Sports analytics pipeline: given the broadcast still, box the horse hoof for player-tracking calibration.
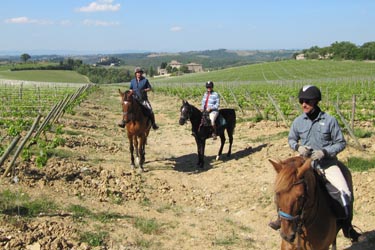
[215,155,220,161]
[130,164,135,170]
[138,168,144,173]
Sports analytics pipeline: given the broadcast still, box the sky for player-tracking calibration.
[1,0,374,55]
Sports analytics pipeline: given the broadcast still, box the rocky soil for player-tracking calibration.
[1,85,375,250]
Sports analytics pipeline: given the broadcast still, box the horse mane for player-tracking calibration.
[188,102,201,116]
[122,90,145,122]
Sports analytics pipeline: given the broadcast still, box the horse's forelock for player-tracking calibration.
[274,165,298,194]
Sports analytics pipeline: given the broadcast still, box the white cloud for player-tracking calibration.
[5,16,53,25]
[76,0,120,12]
[83,19,119,26]
[170,26,182,32]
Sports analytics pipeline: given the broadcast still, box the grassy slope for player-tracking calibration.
[1,60,374,84]
[152,60,375,84]
[0,69,90,83]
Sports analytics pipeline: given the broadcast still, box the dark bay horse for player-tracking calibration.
[179,100,236,168]
[119,89,151,172]
[269,156,339,250]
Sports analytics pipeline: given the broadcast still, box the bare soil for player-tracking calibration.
[1,85,375,250]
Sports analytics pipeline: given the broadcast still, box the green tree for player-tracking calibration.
[20,53,31,63]
[360,42,375,60]
[330,41,358,60]
[179,65,189,73]
[160,62,168,69]
[148,66,155,77]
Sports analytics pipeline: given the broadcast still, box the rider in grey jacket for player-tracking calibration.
[269,85,361,243]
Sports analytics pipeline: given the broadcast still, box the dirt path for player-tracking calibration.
[1,85,374,250]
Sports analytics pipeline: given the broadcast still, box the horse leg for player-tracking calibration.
[216,132,226,161]
[138,135,146,172]
[194,137,202,166]
[227,129,234,157]
[133,136,140,168]
[198,140,206,168]
[331,238,337,250]
[127,134,135,169]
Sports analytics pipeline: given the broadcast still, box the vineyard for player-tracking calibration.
[2,60,375,171]
[155,79,375,123]
[0,79,95,172]
[1,60,375,249]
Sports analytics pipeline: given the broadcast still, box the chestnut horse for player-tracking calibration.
[119,89,151,172]
[269,156,339,250]
[179,100,236,168]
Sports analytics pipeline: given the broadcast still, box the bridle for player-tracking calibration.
[278,179,306,222]
[277,178,307,248]
[180,104,192,123]
[122,92,135,122]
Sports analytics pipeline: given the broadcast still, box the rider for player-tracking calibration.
[201,81,220,140]
[118,67,159,130]
[269,85,362,243]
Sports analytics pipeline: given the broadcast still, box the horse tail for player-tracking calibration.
[220,109,236,134]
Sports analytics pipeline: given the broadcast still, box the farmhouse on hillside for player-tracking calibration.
[157,60,203,75]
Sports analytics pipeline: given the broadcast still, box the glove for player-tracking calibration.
[297,145,312,157]
[311,150,325,161]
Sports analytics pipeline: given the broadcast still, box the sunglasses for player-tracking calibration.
[299,99,314,105]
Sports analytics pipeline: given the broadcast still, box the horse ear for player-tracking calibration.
[269,159,282,173]
[297,158,312,179]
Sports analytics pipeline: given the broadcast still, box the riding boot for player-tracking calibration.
[150,113,159,130]
[342,219,362,242]
[268,217,281,230]
[118,119,125,128]
[212,125,217,140]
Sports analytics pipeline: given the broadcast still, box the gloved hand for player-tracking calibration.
[297,145,312,157]
[311,150,325,160]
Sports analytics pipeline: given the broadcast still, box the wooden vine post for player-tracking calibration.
[2,114,42,178]
[334,103,364,151]
[267,93,289,127]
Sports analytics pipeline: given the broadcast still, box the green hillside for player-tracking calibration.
[0,69,90,83]
[152,60,375,84]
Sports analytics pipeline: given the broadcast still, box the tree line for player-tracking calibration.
[297,41,375,60]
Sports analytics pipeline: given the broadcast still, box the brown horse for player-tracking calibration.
[119,89,151,172]
[269,156,339,250]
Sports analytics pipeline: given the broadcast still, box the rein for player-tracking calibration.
[278,178,306,250]
[278,171,321,250]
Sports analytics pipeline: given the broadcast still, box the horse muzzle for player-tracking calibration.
[280,232,296,243]
[179,118,186,125]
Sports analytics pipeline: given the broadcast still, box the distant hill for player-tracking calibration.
[0,49,298,71]
[100,49,298,70]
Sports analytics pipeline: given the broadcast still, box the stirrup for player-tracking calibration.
[348,227,362,243]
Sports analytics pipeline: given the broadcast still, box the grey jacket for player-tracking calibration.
[288,109,346,167]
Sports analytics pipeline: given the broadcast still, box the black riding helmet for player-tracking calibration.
[206,81,214,88]
[298,85,321,101]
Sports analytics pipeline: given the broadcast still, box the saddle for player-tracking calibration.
[201,111,226,128]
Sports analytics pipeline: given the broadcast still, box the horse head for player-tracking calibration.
[179,100,191,125]
[269,156,312,243]
[119,89,135,123]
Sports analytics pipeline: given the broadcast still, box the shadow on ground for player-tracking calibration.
[161,143,268,173]
[344,229,375,250]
